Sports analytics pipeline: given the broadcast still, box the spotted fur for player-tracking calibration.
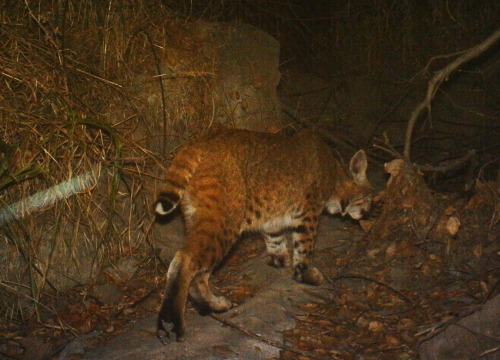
[155,129,372,340]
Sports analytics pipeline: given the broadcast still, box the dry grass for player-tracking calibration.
[0,0,216,323]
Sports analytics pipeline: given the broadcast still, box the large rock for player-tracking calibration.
[134,21,283,153]
[211,22,282,131]
[419,294,500,360]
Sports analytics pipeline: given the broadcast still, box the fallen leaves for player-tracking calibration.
[283,191,498,359]
[59,301,103,334]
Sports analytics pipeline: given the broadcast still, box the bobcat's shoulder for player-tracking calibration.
[155,129,372,340]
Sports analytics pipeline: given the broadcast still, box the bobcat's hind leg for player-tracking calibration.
[189,271,232,315]
[263,231,291,268]
[157,250,197,342]
[291,216,324,286]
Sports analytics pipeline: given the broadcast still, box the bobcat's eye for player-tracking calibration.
[345,194,372,219]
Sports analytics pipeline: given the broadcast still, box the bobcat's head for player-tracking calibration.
[326,150,372,220]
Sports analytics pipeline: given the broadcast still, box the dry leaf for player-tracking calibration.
[367,248,380,258]
[445,216,460,235]
[385,159,405,187]
[385,159,404,177]
[384,335,400,345]
[105,324,115,333]
[317,320,333,327]
[314,348,328,355]
[444,206,457,215]
[480,281,489,293]
[301,303,319,310]
[386,241,398,257]
[359,219,375,233]
[397,318,415,329]
[429,254,441,262]
[122,307,135,315]
[366,284,378,300]
[421,264,431,276]
[368,320,384,332]
[357,317,369,327]
[373,190,386,202]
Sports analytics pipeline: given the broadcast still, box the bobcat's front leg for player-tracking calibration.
[263,231,291,268]
[157,250,196,342]
[291,216,324,286]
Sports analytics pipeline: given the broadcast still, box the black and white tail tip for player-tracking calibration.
[155,191,180,219]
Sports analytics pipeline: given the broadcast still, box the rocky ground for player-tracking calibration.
[54,205,499,360]
[55,216,368,360]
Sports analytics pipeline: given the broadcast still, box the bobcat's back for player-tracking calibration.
[155,129,365,223]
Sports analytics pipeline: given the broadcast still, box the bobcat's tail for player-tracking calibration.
[154,145,201,220]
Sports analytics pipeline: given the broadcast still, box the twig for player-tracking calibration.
[368,88,412,145]
[72,67,123,88]
[373,134,404,159]
[409,50,467,83]
[209,313,318,358]
[144,31,168,159]
[480,346,500,358]
[23,0,69,95]
[403,27,500,161]
[325,273,415,305]
[373,143,403,159]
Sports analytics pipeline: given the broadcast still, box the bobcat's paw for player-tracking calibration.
[193,295,232,315]
[157,314,186,343]
[293,266,324,286]
[267,253,291,268]
[156,298,186,343]
[211,295,233,313]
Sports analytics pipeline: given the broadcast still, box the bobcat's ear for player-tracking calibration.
[349,150,368,183]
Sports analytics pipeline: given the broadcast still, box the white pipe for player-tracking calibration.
[0,167,100,226]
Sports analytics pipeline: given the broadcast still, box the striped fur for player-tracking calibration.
[155,129,372,341]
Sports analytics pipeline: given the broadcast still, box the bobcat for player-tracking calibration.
[154,129,372,340]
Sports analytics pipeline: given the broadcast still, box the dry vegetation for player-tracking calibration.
[0,0,219,325]
[0,0,499,359]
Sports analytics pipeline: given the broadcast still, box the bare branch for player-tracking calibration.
[404,27,500,161]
